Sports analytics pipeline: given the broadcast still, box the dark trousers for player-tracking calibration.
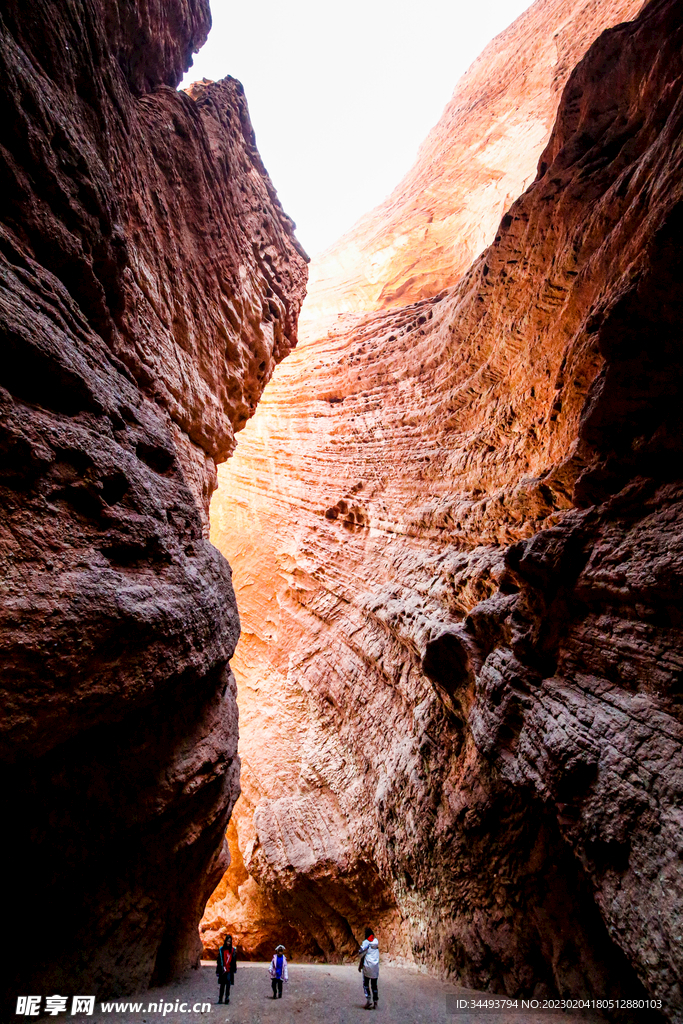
[363,976,378,1003]
[272,978,283,998]
[218,977,231,1002]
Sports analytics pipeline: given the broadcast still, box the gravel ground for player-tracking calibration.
[67,962,612,1024]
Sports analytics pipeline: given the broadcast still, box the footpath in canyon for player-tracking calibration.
[206,0,683,1020]
[69,962,614,1024]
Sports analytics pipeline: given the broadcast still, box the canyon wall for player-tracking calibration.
[207,0,683,1018]
[0,0,306,1005]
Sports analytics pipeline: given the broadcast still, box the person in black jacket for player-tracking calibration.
[216,935,237,1004]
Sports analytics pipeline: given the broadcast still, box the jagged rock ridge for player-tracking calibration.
[207,0,683,1018]
[0,0,307,1005]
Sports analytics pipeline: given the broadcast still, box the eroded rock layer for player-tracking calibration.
[208,0,682,1017]
[0,0,306,1004]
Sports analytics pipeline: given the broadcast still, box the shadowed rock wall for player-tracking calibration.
[0,0,307,1004]
[208,0,682,1017]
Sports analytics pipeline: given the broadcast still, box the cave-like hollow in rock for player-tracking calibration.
[1,0,682,1021]
[202,0,683,1021]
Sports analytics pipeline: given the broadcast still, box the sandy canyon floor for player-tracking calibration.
[70,963,614,1024]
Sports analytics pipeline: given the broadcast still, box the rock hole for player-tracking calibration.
[136,440,175,474]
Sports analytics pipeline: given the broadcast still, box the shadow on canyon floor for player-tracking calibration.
[69,963,646,1024]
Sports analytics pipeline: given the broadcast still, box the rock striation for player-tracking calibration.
[0,0,306,1006]
[208,0,683,1018]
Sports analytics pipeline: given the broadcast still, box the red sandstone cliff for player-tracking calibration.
[0,0,306,1005]
[208,0,683,1018]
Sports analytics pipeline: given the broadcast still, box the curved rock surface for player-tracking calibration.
[208,0,683,1018]
[0,0,306,1006]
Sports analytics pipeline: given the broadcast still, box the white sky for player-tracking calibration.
[181,0,535,257]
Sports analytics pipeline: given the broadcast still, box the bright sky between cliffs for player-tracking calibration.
[181,0,535,257]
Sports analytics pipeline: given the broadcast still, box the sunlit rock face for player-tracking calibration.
[208,0,683,1015]
[304,0,644,321]
[0,0,307,1005]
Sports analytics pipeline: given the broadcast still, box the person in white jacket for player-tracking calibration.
[269,944,288,999]
[358,927,379,1009]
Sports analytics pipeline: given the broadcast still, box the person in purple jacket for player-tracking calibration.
[269,944,289,998]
